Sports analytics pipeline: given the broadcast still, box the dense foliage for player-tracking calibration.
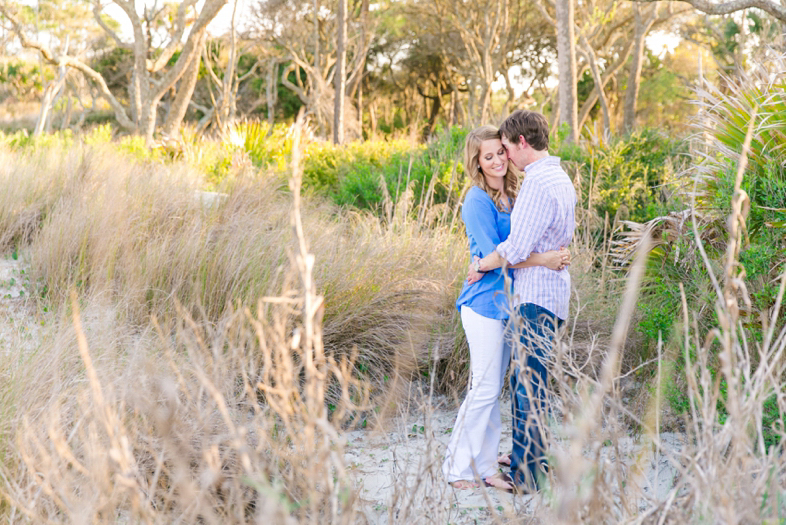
[625,70,786,443]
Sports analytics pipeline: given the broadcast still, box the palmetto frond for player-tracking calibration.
[608,209,723,270]
[612,54,786,272]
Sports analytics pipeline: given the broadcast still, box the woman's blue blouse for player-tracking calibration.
[455,186,514,320]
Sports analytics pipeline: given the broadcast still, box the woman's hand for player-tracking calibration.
[543,247,571,271]
[467,255,484,284]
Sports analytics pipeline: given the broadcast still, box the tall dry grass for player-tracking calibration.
[0,117,372,523]
[0,111,784,524]
[0,138,466,388]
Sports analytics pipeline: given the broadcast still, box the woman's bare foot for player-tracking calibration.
[449,480,479,490]
[483,472,516,493]
[497,453,511,466]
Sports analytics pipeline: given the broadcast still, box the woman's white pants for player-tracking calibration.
[442,305,510,482]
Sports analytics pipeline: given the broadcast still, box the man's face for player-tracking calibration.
[500,135,528,170]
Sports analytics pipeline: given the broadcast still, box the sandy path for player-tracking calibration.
[344,397,534,523]
[344,395,684,523]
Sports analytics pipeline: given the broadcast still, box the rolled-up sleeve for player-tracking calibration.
[462,194,501,259]
[496,179,554,265]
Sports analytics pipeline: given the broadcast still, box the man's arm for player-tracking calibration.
[474,248,568,273]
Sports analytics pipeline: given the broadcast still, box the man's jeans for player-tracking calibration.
[508,303,563,489]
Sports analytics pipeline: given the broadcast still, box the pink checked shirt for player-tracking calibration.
[495,156,576,320]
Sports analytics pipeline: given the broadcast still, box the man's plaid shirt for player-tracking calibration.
[496,155,576,320]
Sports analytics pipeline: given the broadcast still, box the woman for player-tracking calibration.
[442,126,568,492]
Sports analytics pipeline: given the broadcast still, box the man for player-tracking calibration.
[475,110,576,491]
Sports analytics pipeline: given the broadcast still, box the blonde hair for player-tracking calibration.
[464,125,519,212]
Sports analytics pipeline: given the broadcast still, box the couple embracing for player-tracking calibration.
[442,110,576,494]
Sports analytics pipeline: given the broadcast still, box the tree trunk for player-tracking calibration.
[216,0,239,132]
[266,59,278,136]
[424,94,441,140]
[34,64,67,136]
[346,0,370,100]
[139,101,158,144]
[578,37,635,131]
[357,74,363,137]
[449,89,457,127]
[61,91,73,130]
[34,83,56,136]
[467,78,477,127]
[312,0,323,136]
[476,47,494,124]
[502,67,515,117]
[623,4,656,133]
[556,0,578,142]
[478,82,492,124]
[580,36,610,135]
[736,9,747,76]
[162,37,203,136]
[333,0,347,144]
[369,99,377,139]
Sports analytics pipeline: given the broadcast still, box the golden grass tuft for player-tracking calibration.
[0,120,370,523]
[0,139,467,390]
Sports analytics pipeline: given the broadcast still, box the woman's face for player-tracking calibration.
[478,138,508,186]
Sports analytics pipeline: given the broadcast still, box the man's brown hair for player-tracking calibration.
[499,110,549,151]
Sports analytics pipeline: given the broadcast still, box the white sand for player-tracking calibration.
[343,395,684,523]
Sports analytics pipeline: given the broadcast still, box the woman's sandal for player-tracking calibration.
[497,453,511,466]
[449,480,480,490]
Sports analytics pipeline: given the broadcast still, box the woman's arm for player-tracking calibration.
[467,248,570,283]
[461,192,505,275]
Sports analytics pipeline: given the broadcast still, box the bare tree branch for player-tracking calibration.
[0,1,135,130]
[637,0,786,22]
[533,0,556,27]
[280,62,309,104]
[202,45,225,89]
[152,0,227,101]
[579,34,610,133]
[238,59,262,83]
[148,0,200,73]
[92,2,132,50]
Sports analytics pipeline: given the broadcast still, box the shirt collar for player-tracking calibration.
[523,155,561,173]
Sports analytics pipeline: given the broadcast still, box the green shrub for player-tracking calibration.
[82,123,114,146]
[119,134,160,162]
[625,66,786,440]
[557,128,688,225]
[316,126,467,215]
[238,121,293,170]
[0,128,74,150]
[0,59,44,100]
[331,140,422,208]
